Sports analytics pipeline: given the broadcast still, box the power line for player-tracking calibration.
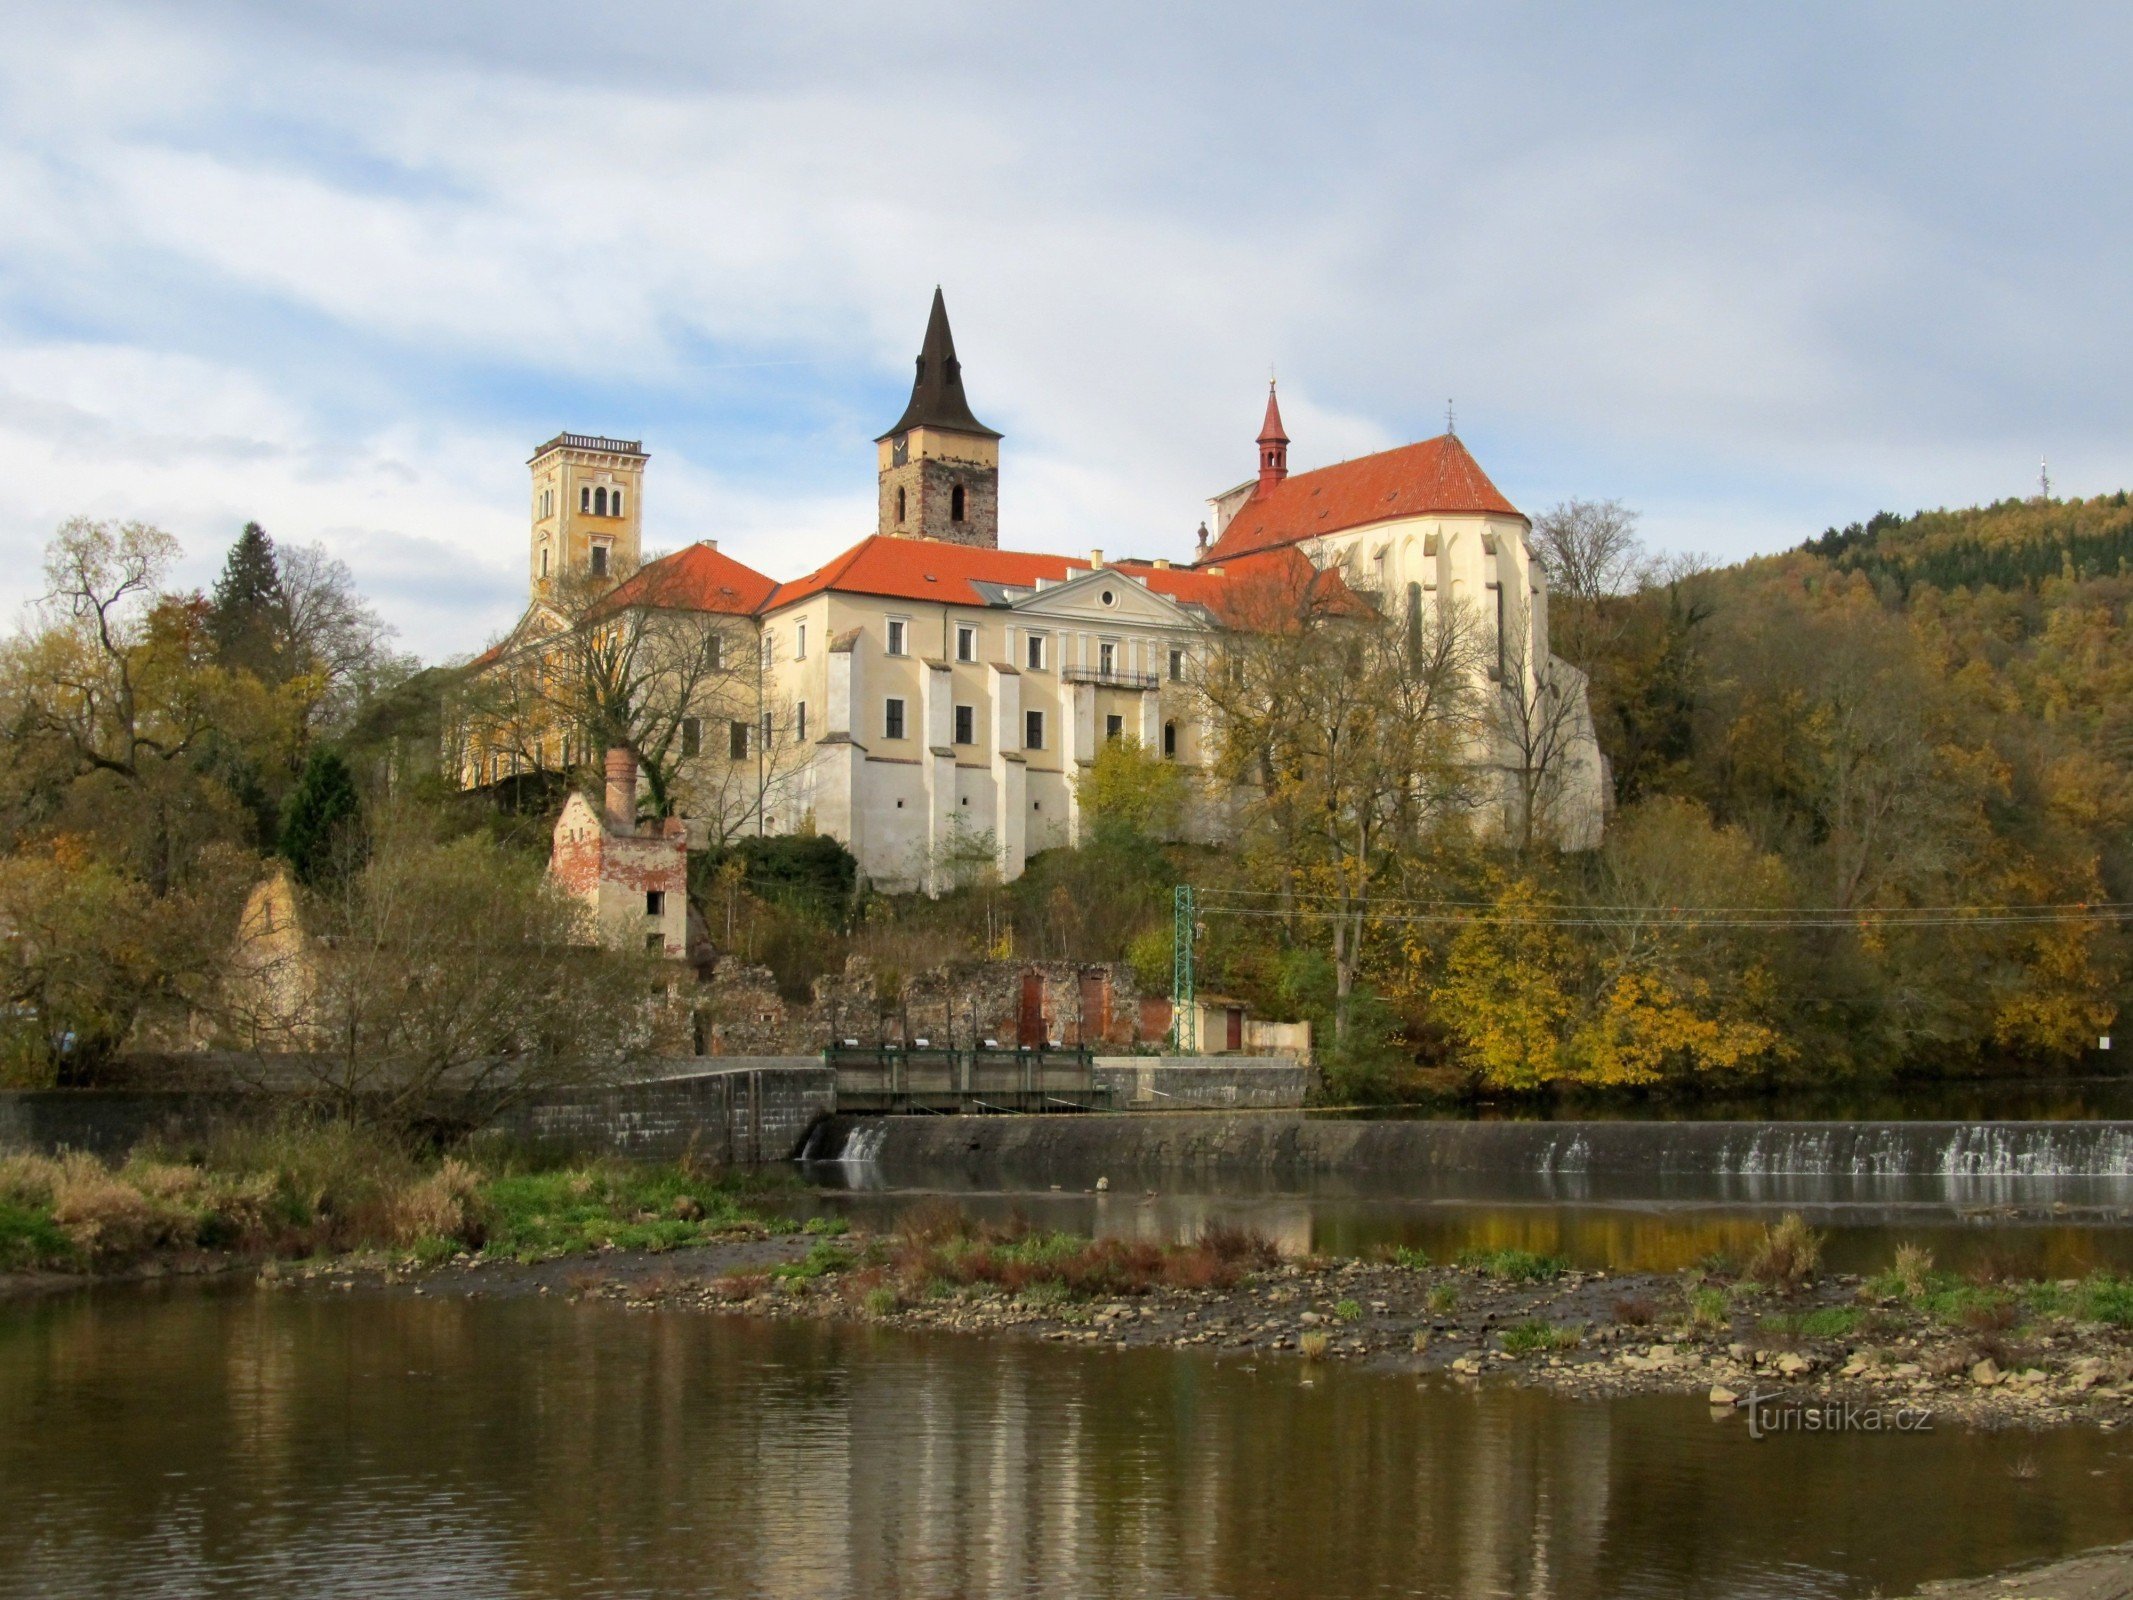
[1186,885,2133,932]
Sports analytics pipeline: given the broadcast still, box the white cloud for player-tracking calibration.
[0,0,2130,658]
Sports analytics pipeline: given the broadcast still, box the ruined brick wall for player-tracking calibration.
[689,956,1161,1054]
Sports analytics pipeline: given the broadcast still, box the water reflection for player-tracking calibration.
[2,1288,2130,1598]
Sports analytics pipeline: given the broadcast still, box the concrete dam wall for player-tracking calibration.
[819,1113,2133,1203]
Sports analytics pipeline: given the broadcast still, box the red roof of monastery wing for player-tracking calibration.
[1117,545,1372,625]
[600,541,779,616]
[1200,433,1522,565]
[764,535,1093,610]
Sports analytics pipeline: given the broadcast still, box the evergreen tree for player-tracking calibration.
[278,748,363,887]
[210,522,288,680]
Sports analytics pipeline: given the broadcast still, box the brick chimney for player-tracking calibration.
[603,747,637,832]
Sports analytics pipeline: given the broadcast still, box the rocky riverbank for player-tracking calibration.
[268,1214,2133,1432]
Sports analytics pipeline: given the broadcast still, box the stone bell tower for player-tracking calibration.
[876,288,1000,548]
[528,433,647,602]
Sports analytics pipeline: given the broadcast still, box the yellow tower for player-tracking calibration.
[528,433,647,601]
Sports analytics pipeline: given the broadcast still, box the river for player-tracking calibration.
[2,1282,2131,1599]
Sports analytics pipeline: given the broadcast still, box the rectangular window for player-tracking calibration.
[956,624,976,662]
[645,890,665,917]
[954,704,975,745]
[708,634,722,670]
[761,710,773,750]
[681,716,701,757]
[1105,714,1124,741]
[1168,647,1184,682]
[1025,709,1044,750]
[886,618,908,656]
[590,544,609,577]
[729,721,749,760]
[761,633,774,670]
[1026,633,1046,671]
[1099,640,1117,676]
[795,622,807,660]
[796,701,808,740]
[885,697,906,740]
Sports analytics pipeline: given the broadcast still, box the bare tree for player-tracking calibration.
[261,815,660,1131]
[277,543,413,735]
[1530,499,1657,670]
[1490,588,1602,859]
[1197,563,1484,1049]
[456,561,791,832]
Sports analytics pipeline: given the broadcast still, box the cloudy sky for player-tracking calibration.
[2,3,2126,657]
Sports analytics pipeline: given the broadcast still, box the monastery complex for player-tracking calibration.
[461,292,1606,920]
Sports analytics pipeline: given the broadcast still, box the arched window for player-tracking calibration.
[896,486,906,524]
[1162,721,1177,759]
[540,546,550,578]
[580,486,591,513]
[594,487,609,516]
[612,489,624,517]
[951,485,966,522]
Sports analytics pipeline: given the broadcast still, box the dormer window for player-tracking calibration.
[951,485,966,522]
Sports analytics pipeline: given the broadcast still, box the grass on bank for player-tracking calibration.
[0,1121,798,1272]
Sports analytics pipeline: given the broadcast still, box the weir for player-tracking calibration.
[811,1114,2133,1207]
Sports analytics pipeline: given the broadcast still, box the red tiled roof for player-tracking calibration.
[600,541,779,616]
[1117,545,1371,626]
[764,535,1093,610]
[1201,433,1521,565]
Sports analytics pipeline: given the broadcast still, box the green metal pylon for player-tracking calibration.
[1172,883,1196,1053]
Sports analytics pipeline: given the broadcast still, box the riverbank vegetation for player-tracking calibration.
[0,491,2128,1107]
[0,1121,796,1275]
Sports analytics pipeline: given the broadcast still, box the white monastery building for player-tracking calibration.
[468,291,1607,903]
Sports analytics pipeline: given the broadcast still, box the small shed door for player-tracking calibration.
[1226,1007,1244,1052]
[1018,972,1046,1048]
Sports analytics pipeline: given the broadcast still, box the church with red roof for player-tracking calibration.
[461,293,1605,909]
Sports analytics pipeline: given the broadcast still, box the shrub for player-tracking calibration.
[1611,1294,1657,1327]
[1501,1319,1582,1355]
[1460,1247,1566,1283]
[385,1159,484,1250]
[863,1285,900,1317]
[1687,1286,1730,1334]
[1744,1214,1822,1291]
[1200,1224,1281,1268]
[0,1197,72,1269]
[1333,1298,1363,1321]
[1892,1243,1933,1300]
[1298,1331,1331,1362]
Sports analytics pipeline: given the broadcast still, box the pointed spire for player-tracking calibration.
[1256,380,1289,495]
[877,287,1001,441]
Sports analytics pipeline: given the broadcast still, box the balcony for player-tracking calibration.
[1062,664,1161,690]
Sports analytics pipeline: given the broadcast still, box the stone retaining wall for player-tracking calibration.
[0,1060,835,1166]
[1091,1057,1313,1110]
[482,1064,833,1164]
